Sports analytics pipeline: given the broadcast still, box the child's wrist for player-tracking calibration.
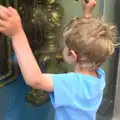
[11,28,24,39]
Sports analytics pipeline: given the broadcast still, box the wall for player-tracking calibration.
[58,0,102,24]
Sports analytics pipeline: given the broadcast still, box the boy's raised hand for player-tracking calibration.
[81,0,96,18]
[0,5,23,37]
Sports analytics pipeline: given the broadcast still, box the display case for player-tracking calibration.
[0,0,120,120]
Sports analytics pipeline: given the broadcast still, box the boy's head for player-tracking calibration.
[62,17,117,71]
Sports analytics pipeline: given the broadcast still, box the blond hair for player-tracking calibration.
[63,17,117,71]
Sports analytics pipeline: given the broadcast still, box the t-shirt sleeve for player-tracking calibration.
[49,73,81,108]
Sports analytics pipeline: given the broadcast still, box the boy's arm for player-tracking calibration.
[12,30,54,92]
[81,0,96,18]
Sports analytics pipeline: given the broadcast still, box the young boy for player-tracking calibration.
[0,0,116,120]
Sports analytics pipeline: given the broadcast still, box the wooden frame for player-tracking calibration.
[0,0,19,87]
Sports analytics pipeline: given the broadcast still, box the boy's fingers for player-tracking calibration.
[89,0,96,5]
[0,5,11,20]
[89,0,96,7]
[0,11,8,20]
[81,0,86,4]
[0,19,6,27]
[8,7,18,15]
[0,27,5,33]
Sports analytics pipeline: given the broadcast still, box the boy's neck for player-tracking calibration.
[75,65,98,78]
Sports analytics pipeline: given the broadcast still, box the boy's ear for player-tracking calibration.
[70,50,78,62]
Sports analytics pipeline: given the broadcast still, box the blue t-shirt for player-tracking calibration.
[49,68,106,120]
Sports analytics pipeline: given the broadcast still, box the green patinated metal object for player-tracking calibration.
[24,0,65,106]
[38,0,56,5]
[31,3,64,27]
[31,2,64,54]
[26,89,50,106]
[0,36,18,87]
